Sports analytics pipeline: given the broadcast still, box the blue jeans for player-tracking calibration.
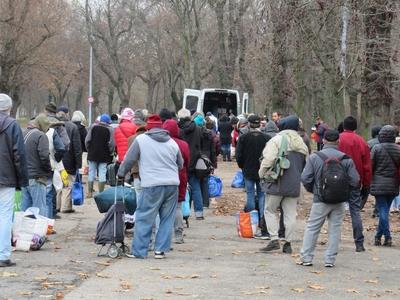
[132,185,178,258]
[46,178,55,219]
[221,144,231,158]
[0,188,15,261]
[244,178,265,215]
[375,195,395,239]
[88,161,107,182]
[188,174,203,217]
[21,179,48,217]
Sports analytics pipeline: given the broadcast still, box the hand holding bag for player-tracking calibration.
[72,172,84,206]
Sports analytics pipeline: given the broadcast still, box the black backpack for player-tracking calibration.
[316,152,350,204]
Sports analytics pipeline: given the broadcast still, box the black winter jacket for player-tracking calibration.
[0,112,29,188]
[200,127,217,167]
[86,123,115,164]
[236,129,270,180]
[218,116,233,145]
[371,143,400,196]
[74,121,87,152]
[62,121,82,175]
[179,119,202,172]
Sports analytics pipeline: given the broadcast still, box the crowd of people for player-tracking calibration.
[0,91,399,268]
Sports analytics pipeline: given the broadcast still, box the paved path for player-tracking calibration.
[2,161,400,299]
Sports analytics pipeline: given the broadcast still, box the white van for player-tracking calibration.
[182,88,249,117]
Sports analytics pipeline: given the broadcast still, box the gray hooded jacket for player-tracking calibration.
[118,128,183,188]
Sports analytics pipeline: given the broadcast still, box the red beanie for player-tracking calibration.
[146,114,163,130]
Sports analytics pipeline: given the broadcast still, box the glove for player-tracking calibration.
[361,186,370,200]
[61,170,69,187]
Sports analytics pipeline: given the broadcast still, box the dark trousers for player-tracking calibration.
[201,176,210,208]
[349,188,364,246]
[317,142,324,151]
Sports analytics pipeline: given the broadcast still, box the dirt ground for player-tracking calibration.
[1,160,400,300]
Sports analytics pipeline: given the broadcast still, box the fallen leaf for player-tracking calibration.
[120,280,132,290]
[190,274,200,279]
[210,274,218,278]
[165,289,173,294]
[55,291,64,300]
[291,253,300,258]
[77,272,89,279]
[95,261,111,266]
[149,267,161,271]
[209,236,216,240]
[241,290,268,295]
[291,288,305,293]
[346,289,360,294]
[372,257,379,262]
[310,270,323,275]
[1,271,18,277]
[64,285,76,289]
[69,260,84,264]
[364,279,379,284]
[34,276,48,281]
[140,298,154,300]
[161,275,172,279]
[96,273,111,279]
[54,246,62,250]
[18,291,33,296]
[308,284,325,290]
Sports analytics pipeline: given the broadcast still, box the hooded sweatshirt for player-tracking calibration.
[179,118,202,172]
[163,120,190,200]
[263,120,279,138]
[259,116,308,197]
[118,128,183,188]
[0,112,29,188]
[24,114,52,180]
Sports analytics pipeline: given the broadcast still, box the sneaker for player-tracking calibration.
[254,232,271,240]
[259,240,280,252]
[125,253,143,259]
[374,237,381,246]
[296,260,313,266]
[154,251,165,259]
[355,244,365,252]
[324,263,334,268]
[0,260,16,267]
[383,237,392,247]
[196,216,204,220]
[175,235,184,244]
[282,242,293,254]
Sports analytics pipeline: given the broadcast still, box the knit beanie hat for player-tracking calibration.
[57,106,69,114]
[159,108,173,122]
[146,114,163,130]
[121,108,134,120]
[378,125,396,144]
[100,114,111,124]
[324,129,340,142]
[45,102,57,114]
[34,113,51,133]
[0,94,12,111]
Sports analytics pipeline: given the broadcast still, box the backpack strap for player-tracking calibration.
[278,133,288,157]
[316,151,348,162]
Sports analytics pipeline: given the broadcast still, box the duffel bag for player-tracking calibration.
[94,186,136,215]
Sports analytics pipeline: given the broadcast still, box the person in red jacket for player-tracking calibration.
[163,119,190,244]
[114,108,138,163]
[338,116,372,252]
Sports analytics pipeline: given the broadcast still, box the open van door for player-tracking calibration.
[183,89,202,113]
[242,92,249,114]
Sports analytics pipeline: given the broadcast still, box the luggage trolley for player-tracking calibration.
[95,183,130,258]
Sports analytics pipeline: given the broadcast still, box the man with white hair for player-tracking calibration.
[0,94,28,267]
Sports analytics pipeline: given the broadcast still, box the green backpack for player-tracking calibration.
[263,134,291,182]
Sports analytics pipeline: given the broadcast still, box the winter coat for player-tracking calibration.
[163,120,190,201]
[114,120,138,163]
[339,130,372,188]
[259,129,308,197]
[370,126,400,196]
[62,121,82,175]
[316,122,328,143]
[200,127,217,168]
[73,121,87,152]
[24,128,52,180]
[368,138,379,151]
[218,116,233,145]
[298,129,312,154]
[236,129,270,181]
[0,112,28,188]
[179,118,202,172]
[263,121,279,138]
[301,145,360,203]
[86,123,115,164]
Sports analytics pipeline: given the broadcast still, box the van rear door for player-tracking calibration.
[183,89,202,113]
[242,93,249,114]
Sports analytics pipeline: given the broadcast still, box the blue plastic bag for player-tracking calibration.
[208,175,223,197]
[231,171,245,188]
[182,190,191,218]
[72,172,84,206]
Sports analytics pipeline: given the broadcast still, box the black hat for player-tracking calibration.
[324,129,340,142]
[159,108,172,122]
[343,116,357,131]
[45,102,57,114]
[248,115,260,125]
[57,105,69,114]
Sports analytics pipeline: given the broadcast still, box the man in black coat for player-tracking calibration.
[236,115,271,239]
[57,106,82,213]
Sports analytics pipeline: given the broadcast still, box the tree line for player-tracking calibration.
[0,0,399,133]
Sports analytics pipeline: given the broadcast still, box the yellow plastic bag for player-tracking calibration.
[61,170,69,187]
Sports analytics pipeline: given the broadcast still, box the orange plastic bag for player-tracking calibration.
[236,211,258,238]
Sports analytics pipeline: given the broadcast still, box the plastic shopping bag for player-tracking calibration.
[14,191,22,212]
[231,170,245,188]
[72,172,84,206]
[235,210,259,238]
[208,175,223,198]
[182,190,191,218]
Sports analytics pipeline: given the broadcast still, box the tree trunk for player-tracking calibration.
[107,87,114,114]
